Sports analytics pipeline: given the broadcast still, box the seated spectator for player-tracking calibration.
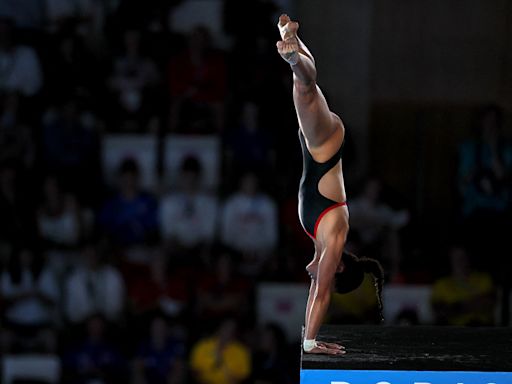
[0,92,35,168]
[220,172,278,275]
[62,314,127,384]
[65,242,125,324]
[133,314,186,384]
[277,194,313,277]
[0,17,43,97]
[225,101,275,176]
[168,26,226,133]
[457,105,512,276]
[38,175,93,249]
[143,6,185,70]
[0,246,58,353]
[45,0,96,27]
[223,0,283,101]
[458,105,512,216]
[431,246,496,326]
[41,98,100,198]
[327,273,381,325]
[99,158,158,247]
[190,319,251,384]
[0,1,45,31]
[195,251,251,324]
[127,251,189,318]
[108,28,159,132]
[252,323,293,384]
[37,174,94,274]
[160,155,217,265]
[348,178,409,279]
[45,27,103,105]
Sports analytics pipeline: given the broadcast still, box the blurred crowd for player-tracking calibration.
[0,1,511,383]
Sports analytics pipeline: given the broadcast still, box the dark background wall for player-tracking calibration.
[297,0,512,214]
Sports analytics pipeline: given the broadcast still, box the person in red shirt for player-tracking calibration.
[168,26,226,133]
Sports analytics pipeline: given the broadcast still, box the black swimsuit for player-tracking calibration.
[298,130,346,239]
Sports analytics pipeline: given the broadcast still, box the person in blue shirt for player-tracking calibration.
[134,314,186,384]
[458,105,512,217]
[99,158,158,246]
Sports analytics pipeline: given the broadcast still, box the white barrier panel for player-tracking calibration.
[163,134,220,190]
[257,282,309,341]
[102,134,158,189]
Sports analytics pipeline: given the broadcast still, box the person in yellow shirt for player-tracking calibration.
[190,319,251,384]
[431,246,496,326]
[328,272,381,324]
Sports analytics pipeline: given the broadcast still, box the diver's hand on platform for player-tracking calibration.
[317,341,345,351]
[304,340,346,355]
[305,343,346,355]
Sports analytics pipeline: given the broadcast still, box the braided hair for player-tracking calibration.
[334,251,385,322]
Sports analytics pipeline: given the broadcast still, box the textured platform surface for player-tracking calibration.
[301,325,512,371]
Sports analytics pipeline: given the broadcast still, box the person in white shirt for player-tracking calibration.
[160,156,217,265]
[348,178,409,278]
[0,18,42,96]
[0,246,59,352]
[37,176,93,247]
[0,0,45,30]
[64,242,125,324]
[220,172,278,275]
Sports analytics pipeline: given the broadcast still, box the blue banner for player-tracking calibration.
[300,369,512,384]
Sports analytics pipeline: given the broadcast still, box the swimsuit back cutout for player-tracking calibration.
[298,130,345,239]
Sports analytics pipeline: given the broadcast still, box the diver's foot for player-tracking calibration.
[278,14,299,41]
[276,14,300,65]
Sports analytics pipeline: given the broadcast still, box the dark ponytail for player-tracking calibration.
[334,251,385,322]
[359,257,384,322]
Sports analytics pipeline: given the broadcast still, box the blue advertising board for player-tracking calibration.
[300,369,512,384]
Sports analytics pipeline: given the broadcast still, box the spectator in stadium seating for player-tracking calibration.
[45,27,103,105]
[133,314,186,384]
[65,242,125,324]
[458,105,512,217]
[168,26,226,133]
[348,178,409,279]
[190,318,251,384]
[223,0,283,102]
[37,175,93,249]
[0,246,58,353]
[252,323,293,384]
[144,6,185,70]
[0,92,35,168]
[160,155,217,265]
[99,158,158,246]
[0,17,43,97]
[62,314,127,384]
[195,251,251,324]
[45,0,96,27]
[220,172,278,275]
[0,1,45,31]
[327,273,381,325]
[37,174,94,274]
[431,246,496,326]
[108,28,159,132]
[457,105,512,279]
[225,101,275,176]
[41,98,100,197]
[127,250,189,318]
